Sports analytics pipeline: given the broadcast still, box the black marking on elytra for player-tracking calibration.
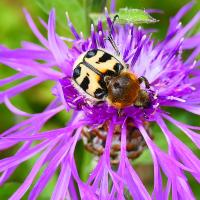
[80,76,90,91]
[96,52,112,64]
[85,49,98,58]
[113,63,124,74]
[73,66,81,79]
[86,73,89,76]
[94,88,107,99]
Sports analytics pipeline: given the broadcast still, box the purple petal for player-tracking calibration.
[48,10,69,73]
[168,11,200,48]
[167,1,195,34]
[0,73,26,87]
[28,137,74,199]
[51,160,71,200]
[110,0,116,13]
[23,8,49,48]
[0,77,45,104]
[9,141,56,200]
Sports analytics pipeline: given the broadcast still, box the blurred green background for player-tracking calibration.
[0,0,200,199]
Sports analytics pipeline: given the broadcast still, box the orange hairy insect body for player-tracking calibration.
[107,72,140,109]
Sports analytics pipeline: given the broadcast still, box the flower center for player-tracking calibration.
[81,118,153,164]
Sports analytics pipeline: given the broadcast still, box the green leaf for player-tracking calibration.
[0,182,21,199]
[133,149,152,165]
[117,8,158,24]
[90,8,157,26]
[75,141,95,182]
[35,0,89,35]
[89,13,106,25]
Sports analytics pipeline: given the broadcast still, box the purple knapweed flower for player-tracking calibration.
[0,1,200,199]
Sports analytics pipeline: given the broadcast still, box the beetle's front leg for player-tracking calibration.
[138,76,150,89]
[134,89,151,108]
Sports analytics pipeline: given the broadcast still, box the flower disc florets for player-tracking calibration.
[60,10,190,125]
[59,8,196,164]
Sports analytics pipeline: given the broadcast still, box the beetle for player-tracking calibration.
[72,15,151,110]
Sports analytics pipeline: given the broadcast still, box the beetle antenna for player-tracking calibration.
[111,14,119,33]
[104,15,120,56]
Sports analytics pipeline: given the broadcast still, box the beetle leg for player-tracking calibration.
[138,76,150,89]
[94,100,105,106]
[134,89,151,108]
[117,108,123,116]
[142,109,149,119]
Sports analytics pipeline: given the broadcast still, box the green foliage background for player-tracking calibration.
[0,0,200,199]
